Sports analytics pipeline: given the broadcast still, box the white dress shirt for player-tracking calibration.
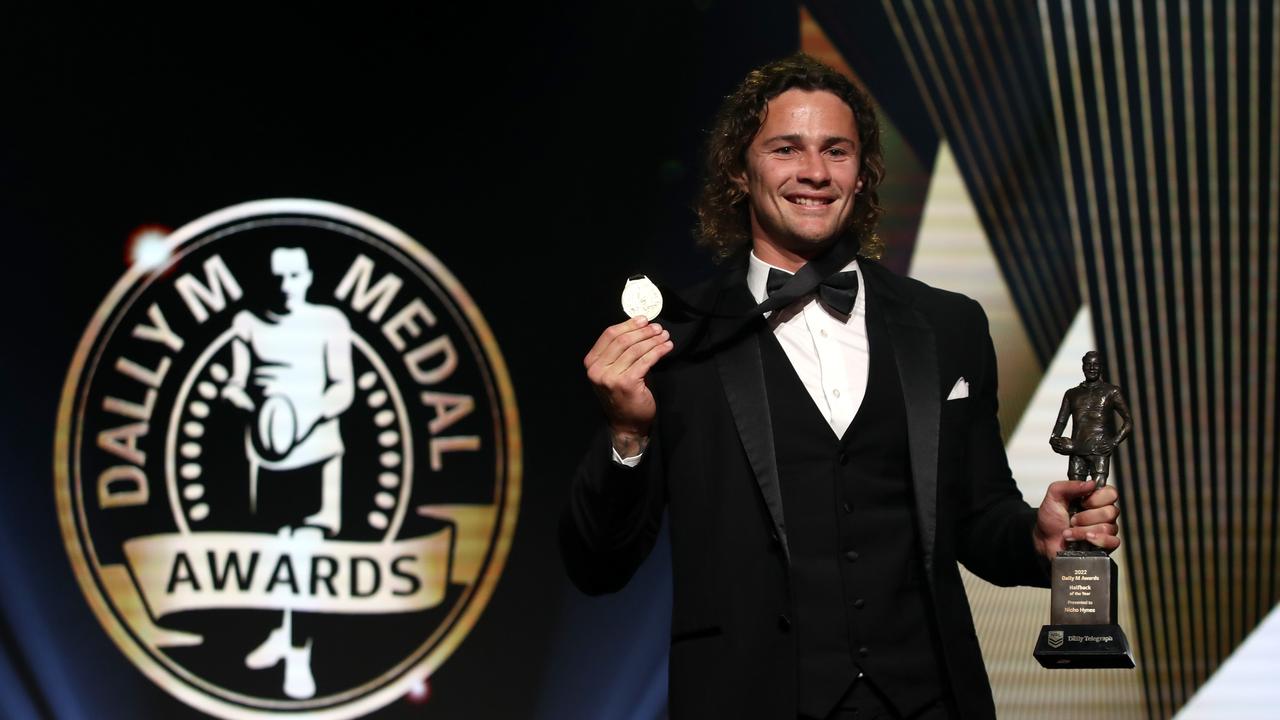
[746,251,869,437]
[613,251,870,465]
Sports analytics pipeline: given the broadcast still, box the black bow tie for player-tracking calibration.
[766,267,859,316]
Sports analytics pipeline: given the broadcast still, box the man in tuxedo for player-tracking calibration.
[561,54,1121,719]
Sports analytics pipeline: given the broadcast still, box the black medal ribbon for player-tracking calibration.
[641,236,862,359]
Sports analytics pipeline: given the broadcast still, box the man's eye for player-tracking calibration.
[773,146,796,155]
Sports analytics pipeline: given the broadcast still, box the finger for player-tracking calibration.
[1082,486,1119,509]
[588,330,666,388]
[602,323,665,369]
[1090,523,1119,536]
[594,321,665,368]
[1071,505,1120,527]
[622,337,675,380]
[1065,521,1118,539]
[1081,529,1120,551]
[1050,479,1097,499]
[607,330,671,380]
[584,317,648,367]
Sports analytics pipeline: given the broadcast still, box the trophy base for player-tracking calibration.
[1034,623,1134,669]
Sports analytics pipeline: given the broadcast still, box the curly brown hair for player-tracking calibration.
[696,53,885,261]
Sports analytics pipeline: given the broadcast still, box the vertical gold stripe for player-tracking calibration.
[1059,0,1121,358]
[1059,1,1119,344]
[1085,0,1145,503]
[942,0,1067,337]
[963,0,1074,328]
[1068,3,1166,706]
[1162,0,1198,707]
[1262,0,1280,617]
[1134,0,1201,698]
[1039,8,1155,713]
[1244,0,1262,637]
[1203,0,1232,664]
[1180,0,1220,673]
[1110,0,1193,703]
[1224,0,1246,651]
[1162,0,1208,681]
[1079,2,1173,708]
[900,0,1056,355]
[1035,0,1091,375]
[1084,0,1134,370]
[881,1,946,140]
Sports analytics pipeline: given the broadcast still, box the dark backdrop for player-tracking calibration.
[0,2,803,718]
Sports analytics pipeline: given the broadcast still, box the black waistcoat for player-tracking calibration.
[760,300,946,719]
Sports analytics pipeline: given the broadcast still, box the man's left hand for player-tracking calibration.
[1032,480,1120,559]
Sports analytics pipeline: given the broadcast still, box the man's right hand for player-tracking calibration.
[583,316,674,458]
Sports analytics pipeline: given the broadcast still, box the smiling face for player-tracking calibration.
[735,88,863,268]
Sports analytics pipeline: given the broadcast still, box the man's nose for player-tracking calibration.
[796,150,831,184]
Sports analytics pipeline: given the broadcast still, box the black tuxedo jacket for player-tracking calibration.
[561,257,1050,719]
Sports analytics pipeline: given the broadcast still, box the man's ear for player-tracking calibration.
[730,168,749,196]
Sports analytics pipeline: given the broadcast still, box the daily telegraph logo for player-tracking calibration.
[55,200,521,718]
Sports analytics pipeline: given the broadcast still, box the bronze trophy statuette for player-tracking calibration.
[1034,351,1136,669]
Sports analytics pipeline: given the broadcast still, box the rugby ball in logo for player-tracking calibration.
[257,395,300,460]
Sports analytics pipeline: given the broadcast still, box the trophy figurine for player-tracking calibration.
[1034,351,1136,668]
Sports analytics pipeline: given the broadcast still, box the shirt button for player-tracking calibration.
[838,453,849,466]
[853,598,866,609]
[778,614,792,632]
[820,328,829,338]
[845,550,859,562]
[832,388,841,398]
[859,646,870,657]
[842,501,853,514]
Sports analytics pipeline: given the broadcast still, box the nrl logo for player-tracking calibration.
[1047,630,1065,649]
[54,199,521,718]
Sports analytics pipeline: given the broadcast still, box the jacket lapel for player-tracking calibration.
[708,261,791,563]
[861,261,940,577]
[705,257,942,569]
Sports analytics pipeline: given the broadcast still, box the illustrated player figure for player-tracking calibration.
[219,246,354,698]
[1050,351,1131,547]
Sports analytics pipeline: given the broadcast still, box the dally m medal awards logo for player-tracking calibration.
[55,199,521,718]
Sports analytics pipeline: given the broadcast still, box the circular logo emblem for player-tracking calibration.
[55,199,521,718]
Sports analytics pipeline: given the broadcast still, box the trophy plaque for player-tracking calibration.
[1034,351,1135,669]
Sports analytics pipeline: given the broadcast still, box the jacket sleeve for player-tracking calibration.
[559,423,667,595]
[954,300,1051,588]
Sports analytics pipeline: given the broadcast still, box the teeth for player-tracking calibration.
[791,197,830,206]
